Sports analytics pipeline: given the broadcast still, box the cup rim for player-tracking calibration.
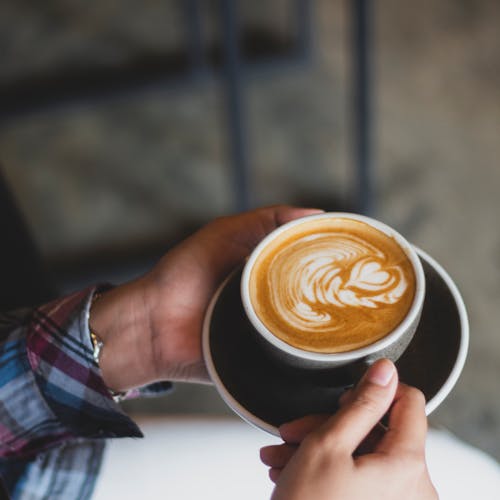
[240,212,426,363]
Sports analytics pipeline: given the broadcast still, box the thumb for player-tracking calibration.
[177,205,323,282]
[315,359,398,454]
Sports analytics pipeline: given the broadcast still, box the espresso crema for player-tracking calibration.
[249,218,416,353]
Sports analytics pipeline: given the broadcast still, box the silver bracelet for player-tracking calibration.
[89,292,128,403]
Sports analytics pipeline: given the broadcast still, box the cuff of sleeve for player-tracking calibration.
[26,287,143,441]
[125,381,174,400]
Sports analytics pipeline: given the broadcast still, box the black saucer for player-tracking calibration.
[204,249,468,433]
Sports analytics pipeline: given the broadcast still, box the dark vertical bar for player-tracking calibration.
[183,0,206,77]
[0,169,56,310]
[0,478,9,499]
[294,0,313,62]
[352,0,374,215]
[219,0,250,211]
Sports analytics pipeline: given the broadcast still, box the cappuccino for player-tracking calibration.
[248,217,416,353]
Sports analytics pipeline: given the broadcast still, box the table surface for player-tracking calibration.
[93,415,500,500]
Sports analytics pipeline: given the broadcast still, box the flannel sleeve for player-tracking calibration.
[0,287,172,499]
[0,286,170,460]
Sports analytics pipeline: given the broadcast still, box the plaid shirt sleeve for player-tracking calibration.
[0,287,171,499]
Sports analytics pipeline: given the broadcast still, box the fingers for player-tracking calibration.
[342,381,428,457]
[375,383,427,457]
[262,414,329,485]
[266,363,427,479]
[260,443,297,468]
[261,443,299,484]
[313,359,398,454]
[161,206,322,294]
[338,388,353,407]
[268,468,281,483]
[216,205,324,254]
[278,415,330,445]
[353,422,387,456]
[184,205,323,285]
[269,206,325,228]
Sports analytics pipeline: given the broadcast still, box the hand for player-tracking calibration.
[260,359,438,500]
[89,205,322,391]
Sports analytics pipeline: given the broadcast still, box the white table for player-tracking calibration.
[93,416,500,500]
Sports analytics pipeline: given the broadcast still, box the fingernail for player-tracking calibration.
[366,359,395,387]
[302,208,325,215]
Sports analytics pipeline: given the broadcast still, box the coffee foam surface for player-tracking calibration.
[249,218,416,353]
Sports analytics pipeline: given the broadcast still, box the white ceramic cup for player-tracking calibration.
[240,212,426,371]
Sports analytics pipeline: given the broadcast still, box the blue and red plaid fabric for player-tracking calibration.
[0,287,170,499]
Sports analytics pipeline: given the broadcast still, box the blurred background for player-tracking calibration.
[1,0,499,474]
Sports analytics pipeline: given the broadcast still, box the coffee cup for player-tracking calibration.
[240,212,425,371]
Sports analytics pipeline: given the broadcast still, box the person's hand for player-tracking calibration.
[260,359,438,500]
[89,205,322,392]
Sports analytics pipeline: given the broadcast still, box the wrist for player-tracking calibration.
[89,278,158,392]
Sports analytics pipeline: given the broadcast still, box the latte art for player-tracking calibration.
[249,218,416,353]
[277,234,408,330]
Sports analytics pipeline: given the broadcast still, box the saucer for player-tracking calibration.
[202,248,469,436]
